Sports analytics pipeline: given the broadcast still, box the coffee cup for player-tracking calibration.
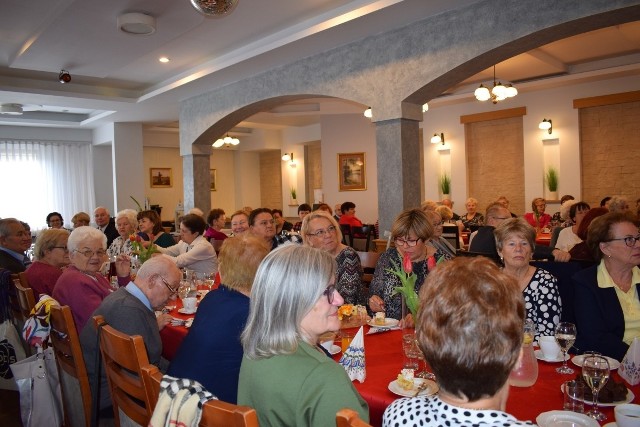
[539,335,561,360]
[182,297,197,313]
[615,403,640,427]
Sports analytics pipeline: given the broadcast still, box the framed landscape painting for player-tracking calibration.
[150,167,172,188]
[210,169,217,191]
[338,152,366,191]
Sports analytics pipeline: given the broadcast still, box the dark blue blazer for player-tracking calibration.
[573,264,638,361]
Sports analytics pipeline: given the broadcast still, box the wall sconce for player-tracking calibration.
[422,103,429,112]
[539,118,552,134]
[282,152,296,168]
[430,133,444,145]
[363,107,372,118]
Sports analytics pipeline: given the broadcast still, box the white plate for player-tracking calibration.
[328,345,341,355]
[571,354,620,370]
[534,349,569,363]
[367,318,399,328]
[536,410,599,427]
[178,307,197,315]
[388,378,438,398]
[560,384,635,407]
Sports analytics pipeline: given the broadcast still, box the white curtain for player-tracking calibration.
[0,139,96,230]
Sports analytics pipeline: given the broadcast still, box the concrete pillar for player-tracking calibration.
[375,118,422,234]
[182,151,211,214]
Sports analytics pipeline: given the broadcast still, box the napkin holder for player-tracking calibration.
[339,326,366,383]
[619,337,640,386]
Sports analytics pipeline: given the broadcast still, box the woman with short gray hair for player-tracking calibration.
[238,245,368,426]
[107,209,138,257]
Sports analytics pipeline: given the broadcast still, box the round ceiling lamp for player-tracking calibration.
[117,12,156,35]
[190,0,239,17]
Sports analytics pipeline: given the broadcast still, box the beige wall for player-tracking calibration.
[465,116,525,216]
[579,100,640,207]
[259,150,283,209]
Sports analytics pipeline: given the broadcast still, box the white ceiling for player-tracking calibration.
[0,0,639,133]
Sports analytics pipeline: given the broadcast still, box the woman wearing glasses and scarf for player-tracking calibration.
[238,245,368,427]
[368,208,434,324]
[301,211,363,305]
[574,211,640,361]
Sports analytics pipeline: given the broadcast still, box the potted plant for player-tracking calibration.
[290,187,297,205]
[545,167,558,200]
[439,173,451,197]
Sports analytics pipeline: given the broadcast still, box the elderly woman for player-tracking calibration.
[169,235,270,403]
[107,209,138,257]
[46,211,65,229]
[25,228,70,299]
[250,208,302,250]
[137,210,174,248]
[71,212,90,229]
[230,210,250,236]
[156,213,217,276]
[524,197,552,230]
[302,211,363,305]
[555,201,590,252]
[495,218,561,339]
[574,212,640,361]
[52,226,130,330]
[425,210,456,261]
[383,257,533,426]
[368,208,433,322]
[238,245,368,426]
[204,208,228,241]
[568,207,609,262]
[458,197,484,230]
[272,209,293,235]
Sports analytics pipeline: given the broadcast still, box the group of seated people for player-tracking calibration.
[1,193,639,426]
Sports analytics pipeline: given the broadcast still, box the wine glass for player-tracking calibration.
[582,355,610,421]
[555,322,576,374]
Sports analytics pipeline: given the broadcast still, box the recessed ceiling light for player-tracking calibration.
[117,12,156,36]
[159,57,170,63]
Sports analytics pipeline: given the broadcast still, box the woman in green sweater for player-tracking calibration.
[238,244,369,426]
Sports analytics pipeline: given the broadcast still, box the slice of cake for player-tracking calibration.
[397,369,415,390]
[374,311,386,325]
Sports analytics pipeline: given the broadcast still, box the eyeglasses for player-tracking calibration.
[394,237,420,247]
[160,276,178,295]
[52,246,68,252]
[74,249,107,258]
[322,284,336,304]
[307,225,336,238]
[608,235,640,247]
[432,221,444,227]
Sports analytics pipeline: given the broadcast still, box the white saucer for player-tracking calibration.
[178,307,197,315]
[571,354,620,370]
[367,318,399,328]
[536,410,599,427]
[534,349,569,362]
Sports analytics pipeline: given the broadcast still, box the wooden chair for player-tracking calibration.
[351,225,374,252]
[50,305,92,427]
[340,224,352,246]
[356,251,380,286]
[17,271,31,288]
[442,224,460,250]
[141,365,259,427]
[336,408,372,427]
[13,280,35,320]
[93,315,155,427]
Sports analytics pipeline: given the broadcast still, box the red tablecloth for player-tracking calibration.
[332,328,639,427]
[536,233,551,246]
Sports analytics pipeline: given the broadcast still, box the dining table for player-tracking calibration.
[160,313,638,427]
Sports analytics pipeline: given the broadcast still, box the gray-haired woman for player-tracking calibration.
[238,245,368,427]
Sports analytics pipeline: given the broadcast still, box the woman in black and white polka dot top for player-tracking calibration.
[495,218,562,340]
[383,257,536,427]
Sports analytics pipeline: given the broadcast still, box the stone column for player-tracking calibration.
[182,148,211,214]
[375,118,422,234]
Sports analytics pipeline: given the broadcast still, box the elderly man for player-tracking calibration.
[80,255,180,410]
[0,218,32,273]
[469,202,571,262]
[94,206,119,247]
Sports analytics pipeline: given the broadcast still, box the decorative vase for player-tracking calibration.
[547,190,558,201]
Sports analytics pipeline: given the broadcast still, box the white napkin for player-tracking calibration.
[620,336,640,385]
[339,326,366,383]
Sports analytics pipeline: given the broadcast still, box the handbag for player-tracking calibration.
[10,347,63,427]
[0,318,26,390]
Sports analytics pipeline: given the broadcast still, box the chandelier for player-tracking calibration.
[474,65,517,104]
[212,134,240,148]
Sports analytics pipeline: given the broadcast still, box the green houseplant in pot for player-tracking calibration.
[290,187,297,205]
[439,173,451,198]
[545,167,558,200]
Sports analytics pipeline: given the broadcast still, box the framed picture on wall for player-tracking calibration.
[338,152,366,191]
[210,169,217,191]
[150,167,172,188]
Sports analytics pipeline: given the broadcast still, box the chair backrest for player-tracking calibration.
[93,315,154,427]
[17,271,30,288]
[336,408,372,427]
[141,365,259,427]
[549,226,563,249]
[9,273,25,323]
[340,224,352,246]
[13,280,35,319]
[441,225,460,250]
[211,239,225,254]
[50,305,92,427]
[351,225,374,251]
[356,251,380,285]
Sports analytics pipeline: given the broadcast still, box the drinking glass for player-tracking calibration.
[402,333,420,370]
[555,322,576,374]
[203,272,215,291]
[582,355,610,421]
